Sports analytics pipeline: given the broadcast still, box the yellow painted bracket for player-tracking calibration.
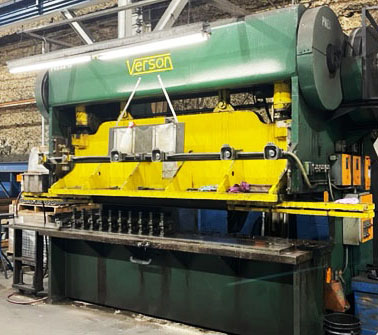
[24,191,374,220]
[228,201,375,219]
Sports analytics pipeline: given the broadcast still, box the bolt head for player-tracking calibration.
[268,149,276,158]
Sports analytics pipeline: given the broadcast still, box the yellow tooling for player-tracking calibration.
[22,193,374,219]
[50,110,288,202]
[273,81,291,111]
[41,109,374,219]
[75,105,88,127]
[229,201,375,219]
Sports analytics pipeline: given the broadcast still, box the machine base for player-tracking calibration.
[48,236,328,335]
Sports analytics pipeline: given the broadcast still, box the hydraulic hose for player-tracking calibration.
[327,170,335,201]
[283,151,319,190]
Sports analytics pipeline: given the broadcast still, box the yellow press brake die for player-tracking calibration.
[50,110,289,203]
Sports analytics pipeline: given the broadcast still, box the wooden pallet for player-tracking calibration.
[1,239,8,248]
[0,197,14,213]
[18,202,101,215]
[15,202,102,230]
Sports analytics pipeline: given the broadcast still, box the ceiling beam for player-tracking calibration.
[61,9,94,45]
[154,0,189,31]
[23,0,170,34]
[0,0,109,32]
[23,31,74,48]
[118,0,134,38]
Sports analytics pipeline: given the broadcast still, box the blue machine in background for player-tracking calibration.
[296,215,330,240]
[197,210,329,240]
[0,162,26,278]
[198,210,261,235]
[352,275,378,335]
[0,162,27,199]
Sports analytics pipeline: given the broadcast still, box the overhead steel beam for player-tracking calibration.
[23,31,74,47]
[154,0,189,31]
[118,0,134,38]
[61,9,94,45]
[0,0,108,32]
[23,0,170,34]
[210,0,248,17]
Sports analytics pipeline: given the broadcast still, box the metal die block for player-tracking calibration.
[153,122,184,153]
[112,127,134,154]
[110,122,185,156]
[22,173,49,193]
[134,126,153,154]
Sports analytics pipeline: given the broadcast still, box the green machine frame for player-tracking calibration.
[10,4,378,335]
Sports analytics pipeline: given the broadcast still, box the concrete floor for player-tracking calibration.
[0,274,224,335]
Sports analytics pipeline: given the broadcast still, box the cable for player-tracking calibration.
[42,201,46,227]
[331,183,355,191]
[284,151,320,189]
[15,191,23,217]
[43,235,48,278]
[327,170,335,201]
[41,201,48,277]
[342,246,349,274]
[7,292,47,305]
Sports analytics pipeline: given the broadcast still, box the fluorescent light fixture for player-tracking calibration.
[9,55,91,74]
[97,32,209,61]
[8,29,209,73]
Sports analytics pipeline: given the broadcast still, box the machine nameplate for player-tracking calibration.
[126,53,174,76]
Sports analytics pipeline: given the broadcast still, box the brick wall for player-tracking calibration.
[0,0,375,159]
[0,2,117,159]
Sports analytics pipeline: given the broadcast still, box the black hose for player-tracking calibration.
[283,151,320,189]
[41,201,48,277]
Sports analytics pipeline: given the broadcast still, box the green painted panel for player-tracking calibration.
[290,76,338,192]
[53,239,326,335]
[48,6,304,107]
[341,57,363,102]
[64,241,99,302]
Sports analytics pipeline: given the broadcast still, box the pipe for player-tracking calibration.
[0,99,36,109]
[342,246,349,274]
